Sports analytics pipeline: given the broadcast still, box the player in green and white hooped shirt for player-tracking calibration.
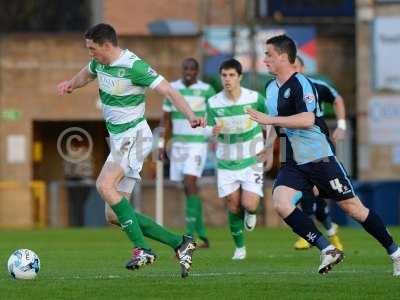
[161,58,215,248]
[56,23,203,278]
[207,59,267,260]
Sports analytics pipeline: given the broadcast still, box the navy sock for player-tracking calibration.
[315,198,333,231]
[283,208,330,250]
[299,196,315,217]
[315,235,331,250]
[321,216,333,231]
[360,211,398,255]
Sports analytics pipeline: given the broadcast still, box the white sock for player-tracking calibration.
[321,245,335,253]
[390,247,400,259]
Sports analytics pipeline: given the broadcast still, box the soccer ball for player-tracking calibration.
[7,249,40,280]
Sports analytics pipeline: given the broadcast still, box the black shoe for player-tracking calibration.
[126,248,157,270]
[176,235,196,278]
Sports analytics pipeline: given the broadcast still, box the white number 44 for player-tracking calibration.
[329,178,344,193]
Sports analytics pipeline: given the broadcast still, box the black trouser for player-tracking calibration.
[67,182,91,226]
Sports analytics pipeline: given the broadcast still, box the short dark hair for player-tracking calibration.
[85,23,118,46]
[182,58,199,70]
[296,55,304,67]
[219,58,242,75]
[266,35,297,64]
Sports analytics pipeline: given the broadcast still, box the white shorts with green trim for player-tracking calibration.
[106,121,153,194]
[217,163,264,198]
[169,143,208,181]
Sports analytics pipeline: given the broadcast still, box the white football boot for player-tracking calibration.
[390,248,400,277]
[318,245,344,274]
[244,211,257,231]
[232,247,246,260]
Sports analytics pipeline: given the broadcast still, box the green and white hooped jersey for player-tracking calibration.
[162,80,215,143]
[207,87,267,170]
[88,49,163,135]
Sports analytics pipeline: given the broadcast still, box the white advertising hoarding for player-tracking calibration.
[6,135,27,164]
[374,17,400,91]
[368,96,400,144]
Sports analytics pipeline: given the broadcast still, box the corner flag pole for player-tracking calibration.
[155,130,164,225]
[155,159,164,225]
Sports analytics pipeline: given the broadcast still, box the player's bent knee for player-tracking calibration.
[96,177,115,200]
[272,187,301,216]
[242,197,260,212]
[95,178,102,192]
[272,194,296,217]
[95,178,106,195]
[272,200,293,217]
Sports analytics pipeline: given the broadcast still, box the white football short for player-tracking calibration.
[106,121,153,194]
[169,143,208,181]
[217,163,264,198]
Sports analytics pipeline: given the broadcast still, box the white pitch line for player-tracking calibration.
[0,269,391,281]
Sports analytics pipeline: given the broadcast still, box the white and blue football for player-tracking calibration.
[7,249,40,280]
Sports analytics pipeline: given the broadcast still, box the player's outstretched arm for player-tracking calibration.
[56,66,95,96]
[246,108,273,125]
[154,79,206,128]
[247,108,314,129]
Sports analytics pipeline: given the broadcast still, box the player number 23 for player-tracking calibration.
[254,174,262,184]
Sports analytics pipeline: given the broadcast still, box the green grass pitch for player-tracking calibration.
[0,227,399,299]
